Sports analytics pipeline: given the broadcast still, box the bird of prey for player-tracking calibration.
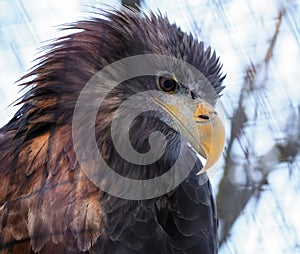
[0,8,225,254]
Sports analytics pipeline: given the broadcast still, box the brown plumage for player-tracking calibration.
[0,8,225,254]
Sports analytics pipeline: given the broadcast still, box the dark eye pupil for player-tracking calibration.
[159,77,177,92]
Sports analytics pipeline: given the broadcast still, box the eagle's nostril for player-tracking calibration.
[198,114,210,120]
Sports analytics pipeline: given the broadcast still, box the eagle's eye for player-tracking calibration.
[157,76,178,93]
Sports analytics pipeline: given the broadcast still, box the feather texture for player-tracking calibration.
[0,8,223,253]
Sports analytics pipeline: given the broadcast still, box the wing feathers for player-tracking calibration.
[0,126,107,253]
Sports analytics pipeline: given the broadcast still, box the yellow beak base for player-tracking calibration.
[155,99,225,174]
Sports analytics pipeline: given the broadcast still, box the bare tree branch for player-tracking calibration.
[216,8,300,246]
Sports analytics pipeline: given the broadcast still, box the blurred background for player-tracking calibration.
[0,0,299,253]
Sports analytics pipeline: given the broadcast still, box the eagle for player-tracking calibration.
[0,8,225,254]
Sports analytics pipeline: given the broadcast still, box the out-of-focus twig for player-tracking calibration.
[264,10,283,64]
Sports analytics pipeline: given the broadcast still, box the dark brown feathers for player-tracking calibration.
[0,9,223,253]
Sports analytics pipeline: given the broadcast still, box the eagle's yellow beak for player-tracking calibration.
[154,98,225,174]
[191,102,225,173]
